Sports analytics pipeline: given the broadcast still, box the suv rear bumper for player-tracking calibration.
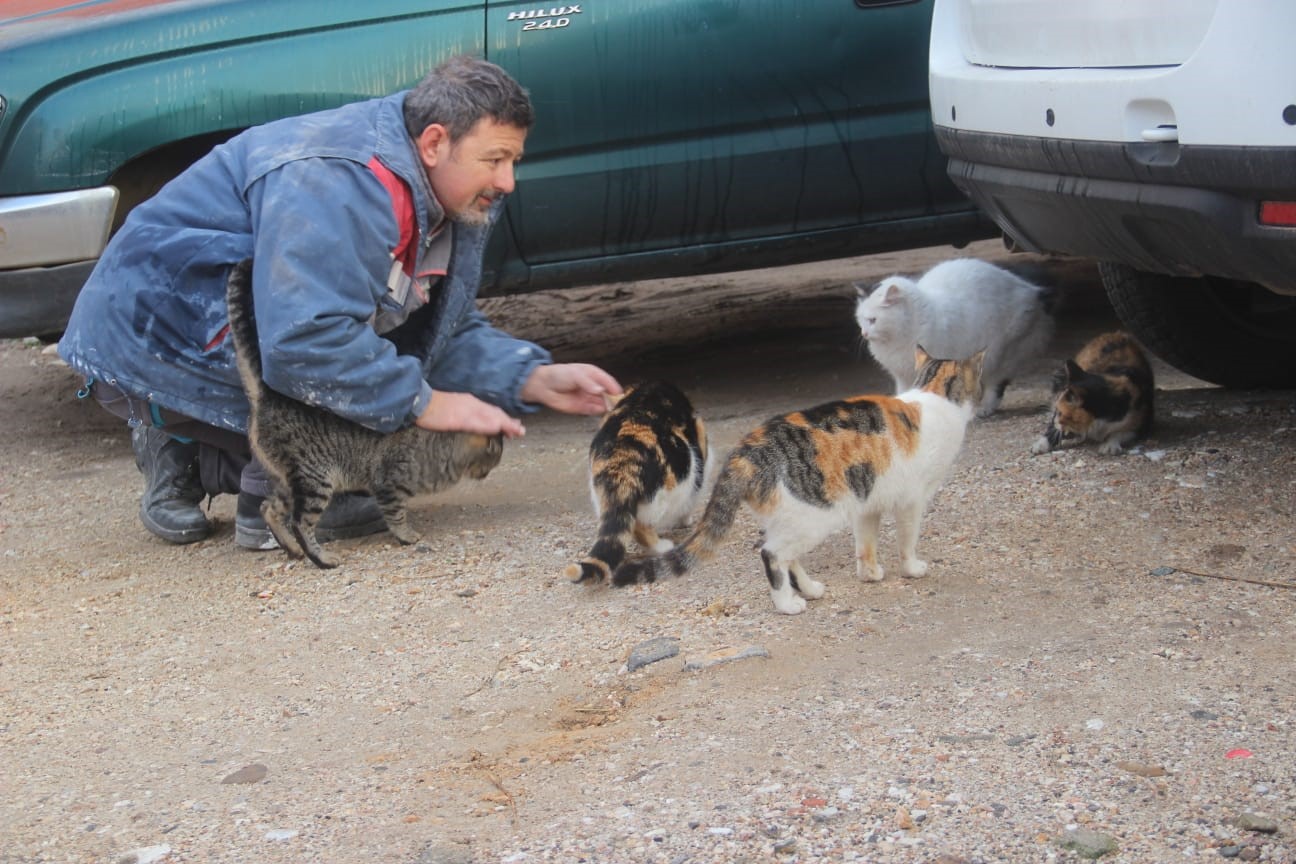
[934,127,1296,296]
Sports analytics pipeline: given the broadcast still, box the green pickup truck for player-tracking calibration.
[0,0,990,340]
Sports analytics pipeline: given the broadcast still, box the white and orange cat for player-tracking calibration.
[612,349,983,614]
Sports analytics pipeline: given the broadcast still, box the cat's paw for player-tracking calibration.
[901,558,929,578]
[390,527,422,545]
[1029,435,1053,455]
[1097,439,1124,456]
[306,547,343,569]
[652,538,675,554]
[771,591,807,615]
[857,561,885,582]
[796,577,826,600]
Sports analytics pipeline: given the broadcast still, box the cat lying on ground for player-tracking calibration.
[1031,330,1154,456]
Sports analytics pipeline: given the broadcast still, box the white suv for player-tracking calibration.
[928,0,1296,388]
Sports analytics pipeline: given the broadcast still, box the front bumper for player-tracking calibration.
[0,187,117,338]
[934,127,1296,296]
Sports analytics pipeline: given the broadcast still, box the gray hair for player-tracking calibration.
[403,55,535,141]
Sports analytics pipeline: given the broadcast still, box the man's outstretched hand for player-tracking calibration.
[415,364,621,437]
[416,390,526,438]
[521,363,622,416]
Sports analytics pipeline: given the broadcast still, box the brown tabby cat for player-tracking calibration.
[611,348,984,614]
[226,259,503,569]
[566,380,709,583]
[1031,330,1154,456]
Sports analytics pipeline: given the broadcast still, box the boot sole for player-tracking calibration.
[140,507,212,545]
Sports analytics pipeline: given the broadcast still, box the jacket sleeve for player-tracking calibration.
[423,306,553,416]
[244,157,428,433]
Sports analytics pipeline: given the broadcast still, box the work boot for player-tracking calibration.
[235,491,388,551]
[131,425,212,544]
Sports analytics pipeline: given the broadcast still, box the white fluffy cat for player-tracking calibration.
[854,258,1055,416]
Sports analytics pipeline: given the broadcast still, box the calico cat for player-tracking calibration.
[1031,330,1154,456]
[566,380,710,583]
[855,258,1054,417]
[225,259,503,569]
[611,348,984,615]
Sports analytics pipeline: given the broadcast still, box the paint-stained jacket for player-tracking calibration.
[58,92,551,435]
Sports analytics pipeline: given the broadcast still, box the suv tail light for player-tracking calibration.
[1259,201,1296,227]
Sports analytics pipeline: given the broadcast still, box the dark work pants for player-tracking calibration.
[86,380,273,499]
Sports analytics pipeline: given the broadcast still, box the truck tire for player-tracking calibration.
[1097,262,1296,389]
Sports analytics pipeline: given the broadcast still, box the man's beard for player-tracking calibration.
[449,195,495,227]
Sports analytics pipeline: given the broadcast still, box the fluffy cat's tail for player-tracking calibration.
[224,258,263,396]
[610,454,748,587]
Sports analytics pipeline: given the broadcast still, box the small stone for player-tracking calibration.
[1150,566,1176,577]
[811,805,839,822]
[1235,813,1279,833]
[683,645,770,671]
[1058,827,1119,859]
[1238,848,1261,861]
[264,829,298,841]
[1115,761,1168,777]
[1219,847,1242,859]
[220,763,268,784]
[626,637,681,672]
[773,839,797,854]
[117,846,171,864]
[416,844,475,864]
[1190,709,1220,721]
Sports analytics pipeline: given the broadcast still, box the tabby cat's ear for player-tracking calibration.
[1064,359,1085,383]
[914,344,933,367]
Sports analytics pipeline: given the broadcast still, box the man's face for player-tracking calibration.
[417,118,527,227]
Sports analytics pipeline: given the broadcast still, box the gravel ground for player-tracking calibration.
[2,242,1294,864]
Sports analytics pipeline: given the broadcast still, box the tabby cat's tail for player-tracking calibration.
[224,258,263,395]
[564,505,637,583]
[610,455,748,587]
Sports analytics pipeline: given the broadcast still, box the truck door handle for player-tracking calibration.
[1141,126,1179,143]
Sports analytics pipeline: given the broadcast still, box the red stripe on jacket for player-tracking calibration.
[368,156,418,277]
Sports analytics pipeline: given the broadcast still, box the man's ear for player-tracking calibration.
[416,124,451,169]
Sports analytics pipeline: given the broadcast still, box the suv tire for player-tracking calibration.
[1098,262,1296,389]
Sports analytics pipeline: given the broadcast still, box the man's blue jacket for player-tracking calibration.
[58,91,551,435]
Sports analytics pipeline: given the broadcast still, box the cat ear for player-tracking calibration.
[602,391,625,413]
[914,344,932,367]
[852,281,875,299]
[1064,359,1085,383]
[881,282,905,306]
